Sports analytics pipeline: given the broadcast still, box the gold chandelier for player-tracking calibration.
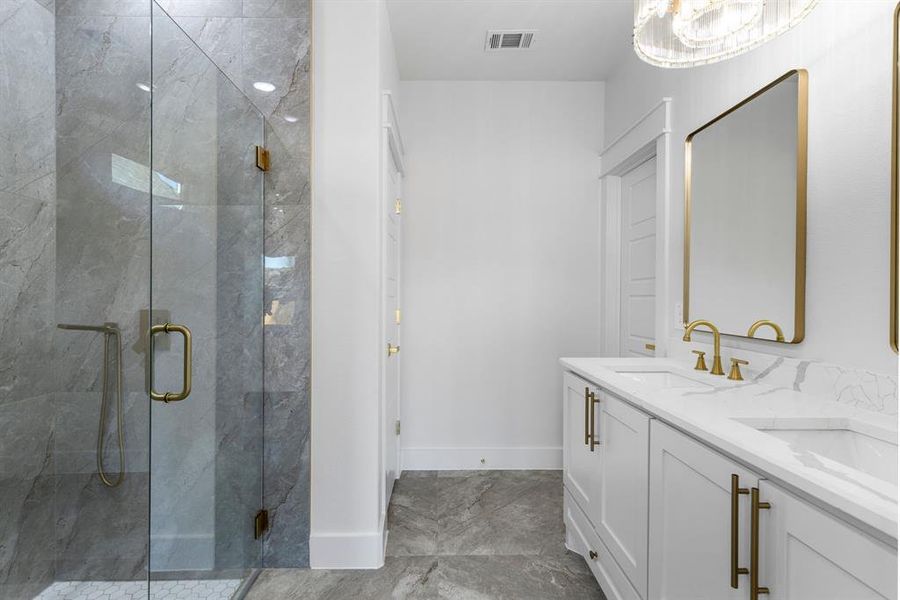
[634,0,819,68]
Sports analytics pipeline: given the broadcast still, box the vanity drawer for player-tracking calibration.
[565,488,641,600]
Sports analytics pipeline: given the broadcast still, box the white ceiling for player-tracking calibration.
[386,0,634,81]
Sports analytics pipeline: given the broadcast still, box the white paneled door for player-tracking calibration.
[383,136,403,509]
[619,157,657,357]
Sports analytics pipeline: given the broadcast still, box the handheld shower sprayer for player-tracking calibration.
[58,322,125,488]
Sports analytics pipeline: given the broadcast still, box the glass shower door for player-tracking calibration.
[149,3,265,593]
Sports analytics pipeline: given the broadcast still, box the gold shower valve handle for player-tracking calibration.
[149,323,192,403]
[728,358,749,381]
[691,349,708,372]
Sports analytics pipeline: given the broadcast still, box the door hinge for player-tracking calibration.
[395,308,401,324]
[254,509,269,539]
[394,198,402,214]
[256,146,270,172]
[395,420,401,435]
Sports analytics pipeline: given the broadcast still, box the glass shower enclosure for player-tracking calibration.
[1,1,266,598]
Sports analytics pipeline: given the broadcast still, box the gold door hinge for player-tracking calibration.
[256,146,270,172]
[254,509,269,539]
[394,198,402,214]
[395,420,401,435]
[395,308,401,324]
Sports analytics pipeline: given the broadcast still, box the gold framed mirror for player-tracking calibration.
[684,70,808,343]
[892,2,899,353]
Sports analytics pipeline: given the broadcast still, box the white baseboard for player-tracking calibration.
[310,529,386,569]
[400,446,563,471]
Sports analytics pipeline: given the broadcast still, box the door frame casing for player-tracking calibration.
[599,98,672,357]
[379,90,405,532]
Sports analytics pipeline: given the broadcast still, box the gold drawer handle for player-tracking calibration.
[750,487,771,598]
[584,387,590,446]
[589,391,600,452]
[150,323,192,403]
[387,343,400,356]
[731,474,750,588]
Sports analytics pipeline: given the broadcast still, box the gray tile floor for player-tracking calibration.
[245,470,606,599]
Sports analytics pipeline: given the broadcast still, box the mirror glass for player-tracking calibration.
[892,4,898,353]
[684,70,807,343]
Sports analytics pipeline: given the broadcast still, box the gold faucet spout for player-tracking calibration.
[747,319,785,342]
[683,319,725,375]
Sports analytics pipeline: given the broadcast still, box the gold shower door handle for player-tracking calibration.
[150,323,192,402]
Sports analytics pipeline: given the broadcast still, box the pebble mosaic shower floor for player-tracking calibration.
[34,579,242,600]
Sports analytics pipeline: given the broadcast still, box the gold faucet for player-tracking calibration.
[747,319,785,342]
[683,320,725,375]
[728,358,749,381]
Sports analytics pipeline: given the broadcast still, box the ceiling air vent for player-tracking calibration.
[485,30,537,52]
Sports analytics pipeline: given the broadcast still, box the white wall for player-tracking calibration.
[311,0,398,569]
[399,81,604,469]
[604,0,897,376]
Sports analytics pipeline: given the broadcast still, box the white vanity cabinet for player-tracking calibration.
[648,420,760,600]
[563,373,650,600]
[758,481,897,600]
[563,371,601,518]
[561,368,897,600]
[596,392,650,599]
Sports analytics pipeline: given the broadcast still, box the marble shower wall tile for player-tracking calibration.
[156,0,241,17]
[0,1,57,597]
[52,6,152,586]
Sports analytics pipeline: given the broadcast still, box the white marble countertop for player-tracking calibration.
[560,357,898,544]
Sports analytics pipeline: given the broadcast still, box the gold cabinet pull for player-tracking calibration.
[589,391,601,452]
[645,343,656,351]
[584,387,590,446]
[731,474,750,588]
[750,487,771,598]
[149,323,192,403]
[387,343,400,356]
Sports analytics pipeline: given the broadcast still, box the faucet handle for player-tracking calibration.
[728,358,749,381]
[691,350,708,372]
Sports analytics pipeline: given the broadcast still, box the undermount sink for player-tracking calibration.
[736,418,898,485]
[614,370,711,389]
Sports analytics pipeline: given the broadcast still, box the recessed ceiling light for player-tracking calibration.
[136,82,151,92]
[253,81,276,93]
[284,115,299,123]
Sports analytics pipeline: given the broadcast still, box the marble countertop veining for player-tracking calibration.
[560,357,899,544]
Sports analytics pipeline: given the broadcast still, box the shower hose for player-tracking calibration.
[57,322,126,488]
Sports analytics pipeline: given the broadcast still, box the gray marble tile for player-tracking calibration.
[385,477,439,557]
[401,471,439,479]
[155,0,241,17]
[0,0,55,194]
[242,17,309,118]
[171,16,243,85]
[434,472,565,556]
[55,0,150,16]
[243,0,306,18]
[54,472,149,581]
[245,554,604,600]
[262,389,310,567]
